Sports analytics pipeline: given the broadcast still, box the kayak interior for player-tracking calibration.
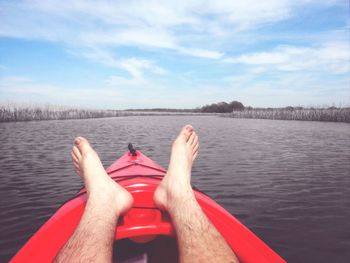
[114,236,178,263]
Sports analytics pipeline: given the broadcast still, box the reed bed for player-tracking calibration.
[224,108,350,123]
[0,104,133,122]
[0,104,207,122]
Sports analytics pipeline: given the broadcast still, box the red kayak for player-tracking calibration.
[11,147,286,263]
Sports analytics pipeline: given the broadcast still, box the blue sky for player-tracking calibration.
[0,0,349,109]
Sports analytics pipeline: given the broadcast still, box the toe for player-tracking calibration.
[74,136,93,155]
[72,145,81,160]
[190,133,198,147]
[71,150,79,164]
[193,151,198,160]
[179,125,193,141]
[184,124,193,132]
[193,142,199,155]
[74,168,81,176]
[73,161,80,171]
[188,132,197,146]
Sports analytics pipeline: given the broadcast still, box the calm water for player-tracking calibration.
[0,116,349,262]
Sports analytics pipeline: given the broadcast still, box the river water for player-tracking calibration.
[0,116,349,262]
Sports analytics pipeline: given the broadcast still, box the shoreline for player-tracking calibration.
[1,105,349,123]
[222,108,350,123]
[0,106,213,123]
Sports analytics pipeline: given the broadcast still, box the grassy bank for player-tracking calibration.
[2,103,349,123]
[0,104,131,122]
[0,104,209,122]
[223,108,350,123]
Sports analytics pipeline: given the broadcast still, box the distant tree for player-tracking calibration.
[217,102,232,112]
[201,103,218,112]
[199,100,244,113]
[285,106,294,111]
[230,101,245,111]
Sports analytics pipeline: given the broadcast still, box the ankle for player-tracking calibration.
[166,188,196,212]
[85,195,120,217]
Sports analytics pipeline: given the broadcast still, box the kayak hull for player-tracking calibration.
[11,151,285,263]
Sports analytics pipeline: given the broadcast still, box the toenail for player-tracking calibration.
[75,138,81,145]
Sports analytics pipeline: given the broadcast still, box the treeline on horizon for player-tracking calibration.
[196,100,350,123]
[127,101,245,113]
[1,101,349,123]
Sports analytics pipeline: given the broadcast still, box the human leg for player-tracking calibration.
[154,125,239,263]
[55,137,133,263]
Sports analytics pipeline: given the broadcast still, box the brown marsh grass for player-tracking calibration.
[224,108,350,123]
[0,104,132,122]
[0,103,206,122]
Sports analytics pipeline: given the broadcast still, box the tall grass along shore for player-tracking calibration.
[0,104,207,122]
[1,103,349,123]
[223,107,350,123]
[0,104,130,122]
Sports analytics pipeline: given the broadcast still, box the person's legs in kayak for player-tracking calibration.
[56,126,238,263]
[55,137,133,263]
[154,125,240,263]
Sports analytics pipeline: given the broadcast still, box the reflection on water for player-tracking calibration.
[0,116,349,262]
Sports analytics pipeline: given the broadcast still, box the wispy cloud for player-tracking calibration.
[3,0,342,58]
[69,47,168,79]
[223,41,350,74]
[0,0,349,107]
[0,76,124,107]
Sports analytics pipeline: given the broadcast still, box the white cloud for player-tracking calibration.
[74,48,119,67]
[68,47,168,79]
[119,58,153,80]
[105,76,144,87]
[204,70,350,107]
[178,47,224,59]
[152,66,168,76]
[1,69,349,109]
[2,1,347,43]
[223,42,350,74]
[4,0,341,59]
[80,28,176,50]
[1,0,347,67]
[0,76,121,106]
[0,0,348,108]
[0,1,224,60]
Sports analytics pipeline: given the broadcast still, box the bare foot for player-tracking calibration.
[154,125,199,211]
[71,137,133,214]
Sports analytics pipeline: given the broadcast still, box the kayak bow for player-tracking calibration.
[11,149,285,263]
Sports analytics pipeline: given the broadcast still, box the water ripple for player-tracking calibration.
[0,117,349,262]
